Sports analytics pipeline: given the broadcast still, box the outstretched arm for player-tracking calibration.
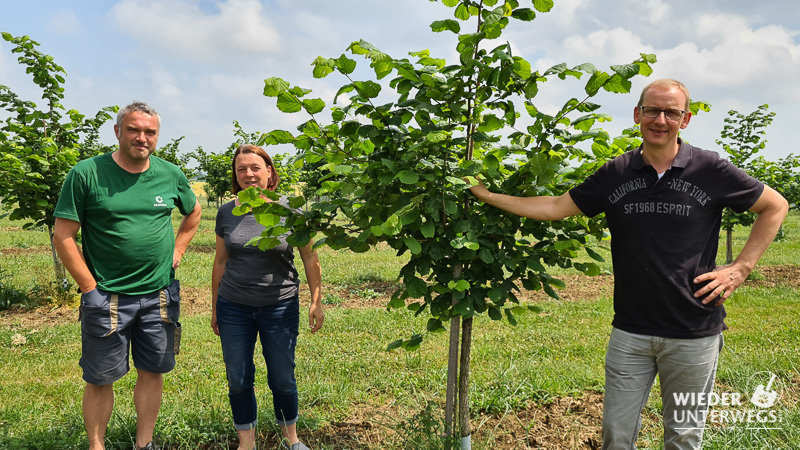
[694,185,789,306]
[469,180,582,221]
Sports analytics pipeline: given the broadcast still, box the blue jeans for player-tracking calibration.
[602,327,723,450]
[216,294,299,429]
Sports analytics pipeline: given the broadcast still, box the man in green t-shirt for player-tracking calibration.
[53,102,201,450]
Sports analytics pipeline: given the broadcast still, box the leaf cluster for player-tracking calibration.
[0,32,115,232]
[716,105,800,230]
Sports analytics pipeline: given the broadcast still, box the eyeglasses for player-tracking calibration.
[638,106,685,122]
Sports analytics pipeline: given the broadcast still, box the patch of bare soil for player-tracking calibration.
[0,246,51,255]
[745,265,800,289]
[230,393,607,449]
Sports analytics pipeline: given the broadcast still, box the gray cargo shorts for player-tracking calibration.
[79,279,182,386]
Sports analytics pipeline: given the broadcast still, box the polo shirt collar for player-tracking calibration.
[631,138,692,171]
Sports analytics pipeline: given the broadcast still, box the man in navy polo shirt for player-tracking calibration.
[470,79,788,449]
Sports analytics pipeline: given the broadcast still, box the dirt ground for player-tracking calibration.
[3,265,798,449]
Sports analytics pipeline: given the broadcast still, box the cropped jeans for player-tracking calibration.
[602,327,723,450]
[216,294,299,429]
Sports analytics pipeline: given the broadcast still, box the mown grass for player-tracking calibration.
[0,205,798,448]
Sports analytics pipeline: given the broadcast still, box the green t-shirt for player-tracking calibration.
[55,153,197,295]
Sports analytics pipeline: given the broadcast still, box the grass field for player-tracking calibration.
[0,204,798,449]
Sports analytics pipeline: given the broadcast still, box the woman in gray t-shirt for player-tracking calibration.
[211,144,323,450]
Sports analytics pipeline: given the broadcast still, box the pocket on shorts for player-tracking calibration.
[159,279,181,324]
[80,288,118,337]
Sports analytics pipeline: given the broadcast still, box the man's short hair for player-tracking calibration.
[117,101,161,130]
[637,79,691,111]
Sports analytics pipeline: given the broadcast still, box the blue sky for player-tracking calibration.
[2,0,799,162]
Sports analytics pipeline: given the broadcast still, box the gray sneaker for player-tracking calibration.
[280,441,309,450]
[138,443,161,450]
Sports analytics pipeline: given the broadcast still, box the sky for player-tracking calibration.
[1,0,799,164]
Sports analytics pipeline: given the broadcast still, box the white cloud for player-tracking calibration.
[110,0,281,64]
[47,10,83,36]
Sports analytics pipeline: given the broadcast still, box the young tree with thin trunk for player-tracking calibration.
[236,1,656,445]
[0,32,115,295]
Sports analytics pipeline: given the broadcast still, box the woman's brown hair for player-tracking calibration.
[230,144,281,194]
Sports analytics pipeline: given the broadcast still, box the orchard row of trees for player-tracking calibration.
[0,32,324,293]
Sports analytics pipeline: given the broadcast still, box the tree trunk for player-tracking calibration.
[726,228,733,264]
[445,264,463,447]
[458,317,473,448]
[444,314,460,446]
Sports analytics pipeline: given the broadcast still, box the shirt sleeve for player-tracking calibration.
[715,158,764,213]
[568,162,611,218]
[53,165,86,223]
[175,169,197,216]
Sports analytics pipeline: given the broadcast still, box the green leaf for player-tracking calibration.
[602,74,631,94]
[580,262,601,276]
[512,57,532,79]
[386,339,403,351]
[335,54,357,74]
[333,84,354,104]
[585,72,610,96]
[254,212,281,227]
[426,130,449,142]
[421,220,435,238]
[431,19,461,33]
[277,93,302,113]
[381,214,403,236]
[404,334,423,351]
[302,98,325,115]
[396,171,419,184]
[511,8,536,21]
[426,318,445,333]
[312,57,336,78]
[542,282,559,299]
[453,300,474,317]
[406,277,428,297]
[448,279,470,292]
[478,114,504,132]
[479,248,495,264]
[504,309,518,326]
[257,237,281,251]
[488,305,502,321]
[288,196,306,209]
[533,0,554,12]
[610,63,640,79]
[585,247,605,262]
[354,80,381,98]
[232,204,251,216]
[333,164,354,175]
[263,77,290,97]
[455,3,471,20]
[404,236,422,254]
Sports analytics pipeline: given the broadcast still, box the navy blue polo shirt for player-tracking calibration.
[569,140,763,338]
